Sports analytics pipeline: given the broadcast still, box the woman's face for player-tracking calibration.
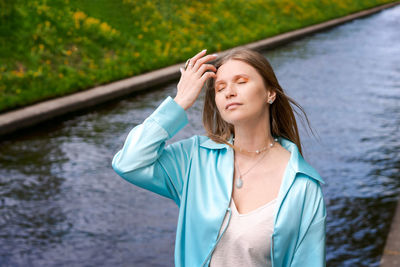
[214,59,272,125]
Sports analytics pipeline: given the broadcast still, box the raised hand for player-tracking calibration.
[174,49,218,110]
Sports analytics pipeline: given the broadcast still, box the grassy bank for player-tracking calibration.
[0,0,396,113]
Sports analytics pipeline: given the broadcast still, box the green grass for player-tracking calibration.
[0,0,397,113]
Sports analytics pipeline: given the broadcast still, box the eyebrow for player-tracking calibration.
[215,74,249,86]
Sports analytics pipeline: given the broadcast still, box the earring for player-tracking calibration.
[268,99,274,104]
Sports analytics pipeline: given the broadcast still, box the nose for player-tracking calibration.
[224,83,237,98]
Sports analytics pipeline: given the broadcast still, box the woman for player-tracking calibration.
[112,48,326,267]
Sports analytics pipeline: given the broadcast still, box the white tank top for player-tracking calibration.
[209,197,277,266]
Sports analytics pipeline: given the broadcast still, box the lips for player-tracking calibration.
[225,102,242,110]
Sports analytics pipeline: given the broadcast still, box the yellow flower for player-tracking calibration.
[45,21,51,27]
[46,60,51,65]
[138,34,143,39]
[163,42,171,57]
[100,22,111,33]
[12,70,24,78]
[59,73,64,78]
[134,52,140,57]
[73,11,87,22]
[73,11,87,29]
[66,50,72,56]
[39,44,44,51]
[84,17,100,28]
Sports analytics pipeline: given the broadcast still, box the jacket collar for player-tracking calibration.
[199,134,234,149]
[200,135,324,184]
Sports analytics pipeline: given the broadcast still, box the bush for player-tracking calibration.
[0,0,396,113]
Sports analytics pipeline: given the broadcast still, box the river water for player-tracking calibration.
[1,5,399,267]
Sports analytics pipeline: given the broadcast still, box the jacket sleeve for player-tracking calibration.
[290,179,327,267]
[111,96,193,206]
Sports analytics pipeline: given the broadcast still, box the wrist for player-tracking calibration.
[173,96,190,111]
[150,96,189,138]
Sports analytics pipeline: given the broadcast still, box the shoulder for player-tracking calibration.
[167,135,199,148]
[292,173,324,198]
[166,135,207,153]
[292,173,326,217]
[284,172,325,216]
[168,135,205,146]
[167,134,231,151]
[283,173,326,229]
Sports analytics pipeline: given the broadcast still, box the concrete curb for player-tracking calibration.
[380,198,400,267]
[0,1,399,137]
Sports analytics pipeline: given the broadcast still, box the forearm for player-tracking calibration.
[111,96,189,202]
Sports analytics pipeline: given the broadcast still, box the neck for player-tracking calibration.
[233,119,274,156]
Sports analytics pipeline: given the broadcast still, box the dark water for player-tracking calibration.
[1,5,399,267]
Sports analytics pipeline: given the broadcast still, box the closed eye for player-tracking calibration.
[216,85,225,92]
[237,78,248,84]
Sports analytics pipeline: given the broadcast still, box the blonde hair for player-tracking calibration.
[202,48,315,156]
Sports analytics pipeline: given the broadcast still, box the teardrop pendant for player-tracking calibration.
[235,176,243,189]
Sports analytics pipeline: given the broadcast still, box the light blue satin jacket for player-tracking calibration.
[112,96,326,267]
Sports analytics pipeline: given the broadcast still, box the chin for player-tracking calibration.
[220,113,248,125]
[221,109,268,126]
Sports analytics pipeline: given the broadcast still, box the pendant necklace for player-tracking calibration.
[234,138,278,189]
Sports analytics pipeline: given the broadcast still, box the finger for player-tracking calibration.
[200,70,217,84]
[184,58,191,70]
[193,54,218,72]
[188,49,207,69]
[196,64,217,77]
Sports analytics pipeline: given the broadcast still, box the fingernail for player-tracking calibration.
[202,49,207,53]
[212,53,218,57]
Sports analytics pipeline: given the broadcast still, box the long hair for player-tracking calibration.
[202,47,315,156]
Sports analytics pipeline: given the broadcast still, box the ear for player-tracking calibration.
[267,90,276,102]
